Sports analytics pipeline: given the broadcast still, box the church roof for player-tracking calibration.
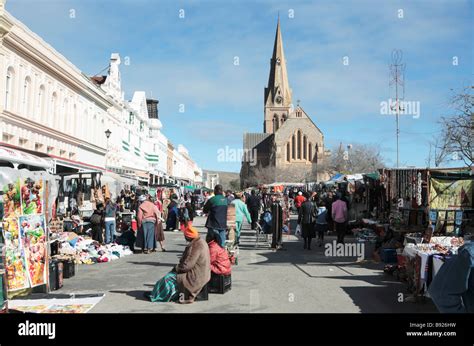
[243,133,273,150]
[264,17,292,107]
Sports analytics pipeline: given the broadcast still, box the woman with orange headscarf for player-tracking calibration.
[147,225,210,303]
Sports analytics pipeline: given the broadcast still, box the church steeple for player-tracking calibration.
[264,17,292,108]
[264,17,293,134]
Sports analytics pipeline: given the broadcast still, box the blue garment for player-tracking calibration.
[166,206,178,231]
[207,228,226,247]
[142,221,156,250]
[150,271,179,302]
[104,220,116,244]
[428,242,474,313]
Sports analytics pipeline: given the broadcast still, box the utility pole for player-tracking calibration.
[389,49,405,168]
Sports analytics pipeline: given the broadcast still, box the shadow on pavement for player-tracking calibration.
[109,290,150,302]
[128,261,176,267]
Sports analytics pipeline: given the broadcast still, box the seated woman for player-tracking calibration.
[206,231,231,276]
[148,225,210,303]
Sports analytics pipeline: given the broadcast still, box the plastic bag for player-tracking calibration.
[295,224,301,236]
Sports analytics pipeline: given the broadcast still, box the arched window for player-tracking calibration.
[297,130,302,159]
[309,142,313,162]
[286,142,290,162]
[281,114,287,124]
[71,104,77,136]
[37,85,45,121]
[315,143,319,163]
[273,114,279,132]
[303,136,307,160]
[51,92,58,128]
[61,99,68,132]
[22,76,31,115]
[5,67,15,110]
[291,134,296,159]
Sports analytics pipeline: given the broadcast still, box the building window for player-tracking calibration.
[51,93,58,128]
[47,146,54,154]
[309,142,313,162]
[22,77,31,115]
[273,114,279,132]
[315,143,319,163]
[5,67,14,110]
[303,136,307,160]
[19,138,28,146]
[281,114,286,124]
[297,130,302,159]
[37,85,45,121]
[286,142,290,162]
[35,143,44,152]
[291,134,296,159]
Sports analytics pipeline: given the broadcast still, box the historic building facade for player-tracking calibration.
[241,19,329,186]
[0,0,202,185]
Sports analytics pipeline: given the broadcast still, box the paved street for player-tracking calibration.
[57,217,437,313]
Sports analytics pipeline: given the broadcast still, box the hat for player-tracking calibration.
[298,191,303,196]
[139,195,147,202]
[183,225,199,239]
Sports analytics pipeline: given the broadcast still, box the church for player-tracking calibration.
[240,18,329,187]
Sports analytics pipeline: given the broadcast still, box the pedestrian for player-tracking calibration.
[90,204,104,244]
[137,194,163,254]
[231,192,252,245]
[332,193,348,244]
[325,191,335,233]
[166,194,179,232]
[246,189,261,230]
[315,202,328,247]
[104,196,117,244]
[225,190,235,204]
[178,201,190,232]
[298,192,316,250]
[203,184,228,247]
[294,191,306,215]
[271,194,284,250]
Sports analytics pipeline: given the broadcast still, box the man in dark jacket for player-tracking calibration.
[203,184,228,247]
[246,190,261,230]
[298,192,316,250]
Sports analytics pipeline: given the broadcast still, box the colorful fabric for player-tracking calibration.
[150,271,179,302]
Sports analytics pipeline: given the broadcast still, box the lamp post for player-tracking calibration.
[105,129,111,170]
[346,144,352,173]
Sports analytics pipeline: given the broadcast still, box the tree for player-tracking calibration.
[437,86,473,167]
[327,143,385,174]
[229,179,240,191]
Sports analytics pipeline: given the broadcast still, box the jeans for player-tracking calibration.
[104,220,116,244]
[235,221,243,243]
[207,228,226,247]
[335,222,346,244]
[428,242,474,313]
[142,221,156,250]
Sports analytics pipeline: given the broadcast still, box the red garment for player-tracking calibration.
[294,195,306,208]
[208,240,231,275]
[154,200,163,213]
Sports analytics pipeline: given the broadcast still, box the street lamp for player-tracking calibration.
[346,144,352,173]
[105,129,112,170]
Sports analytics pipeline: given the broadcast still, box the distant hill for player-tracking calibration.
[203,170,240,190]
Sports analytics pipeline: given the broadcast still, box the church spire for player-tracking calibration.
[265,17,292,108]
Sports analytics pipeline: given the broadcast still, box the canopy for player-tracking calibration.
[0,146,53,171]
[364,171,381,180]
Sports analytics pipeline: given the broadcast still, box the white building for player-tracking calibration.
[0,0,202,184]
[0,1,122,172]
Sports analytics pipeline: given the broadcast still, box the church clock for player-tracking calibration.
[275,96,282,104]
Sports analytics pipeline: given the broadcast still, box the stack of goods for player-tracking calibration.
[401,237,464,295]
[57,232,133,265]
[354,228,378,260]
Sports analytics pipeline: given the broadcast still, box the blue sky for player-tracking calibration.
[8,0,473,172]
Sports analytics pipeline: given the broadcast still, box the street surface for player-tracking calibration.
[59,216,437,313]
